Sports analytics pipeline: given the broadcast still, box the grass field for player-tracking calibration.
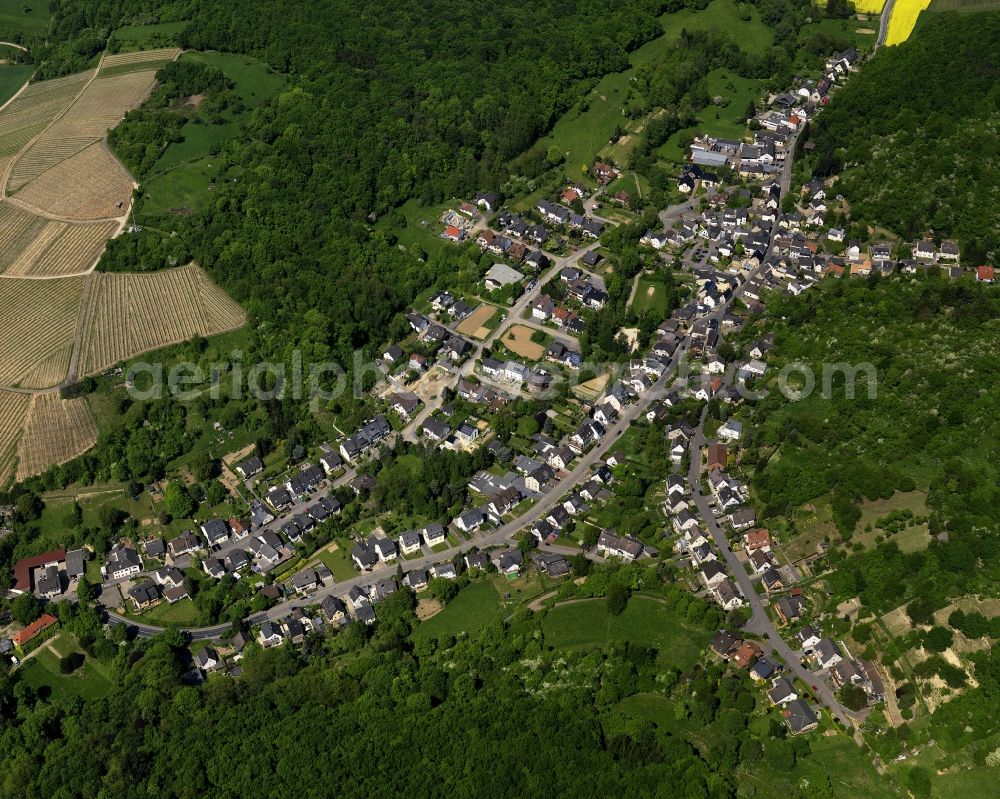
[630,275,670,316]
[316,546,356,581]
[139,51,287,217]
[541,596,709,669]
[18,632,114,701]
[413,579,504,639]
[657,69,762,162]
[77,264,245,376]
[0,274,83,388]
[0,0,49,35]
[745,733,899,799]
[797,18,879,54]
[16,393,98,481]
[138,597,201,625]
[0,63,31,106]
[109,22,189,51]
[851,490,930,552]
[532,0,771,178]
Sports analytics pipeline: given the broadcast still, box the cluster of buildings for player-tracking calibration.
[10,547,88,601]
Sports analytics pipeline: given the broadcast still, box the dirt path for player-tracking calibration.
[625,272,641,309]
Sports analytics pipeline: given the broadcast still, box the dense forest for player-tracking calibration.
[0,569,848,799]
[744,275,1000,614]
[806,11,1000,263]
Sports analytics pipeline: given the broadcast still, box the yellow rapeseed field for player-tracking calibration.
[853,0,886,13]
[886,0,932,45]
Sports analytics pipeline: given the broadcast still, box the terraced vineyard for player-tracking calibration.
[99,47,181,77]
[0,390,30,486]
[78,264,246,376]
[0,276,84,388]
[0,70,94,162]
[0,202,118,276]
[8,70,157,191]
[12,142,135,220]
[15,392,98,481]
[0,47,244,484]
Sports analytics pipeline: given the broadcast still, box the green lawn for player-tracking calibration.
[109,21,188,51]
[141,155,220,215]
[631,275,670,316]
[316,546,357,581]
[797,17,878,55]
[541,596,709,669]
[0,63,30,105]
[413,579,503,639]
[18,633,114,701]
[616,691,676,725]
[0,0,50,35]
[136,598,201,625]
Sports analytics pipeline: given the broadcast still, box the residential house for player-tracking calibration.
[783,699,819,734]
[596,529,644,561]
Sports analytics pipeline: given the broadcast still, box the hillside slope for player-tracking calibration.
[808,11,1000,261]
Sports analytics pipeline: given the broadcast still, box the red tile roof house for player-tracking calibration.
[13,613,59,653]
[744,528,772,552]
[11,548,65,594]
[977,265,995,283]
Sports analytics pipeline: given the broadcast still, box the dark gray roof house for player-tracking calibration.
[784,699,818,734]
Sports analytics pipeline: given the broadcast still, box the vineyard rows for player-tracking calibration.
[0,391,30,487]
[0,276,83,388]
[79,265,246,376]
[13,142,134,220]
[8,70,156,191]
[15,393,98,481]
[100,48,181,69]
[0,200,118,276]
[0,71,94,159]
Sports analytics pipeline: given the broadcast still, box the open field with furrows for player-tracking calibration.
[0,275,83,388]
[455,303,499,338]
[15,393,98,480]
[98,47,180,77]
[0,390,30,485]
[78,264,245,376]
[7,69,156,191]
[12,142,134,219]
[0,201,117,275]
[501,324,545,359]
[0,71,94,160]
